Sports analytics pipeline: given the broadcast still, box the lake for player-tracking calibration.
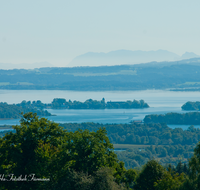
[0,89,200,130]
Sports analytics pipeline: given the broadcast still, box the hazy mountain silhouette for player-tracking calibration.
[0,62,53,70]
[67,49,180,67]
[181,52,200,60]
[67,50,200,67]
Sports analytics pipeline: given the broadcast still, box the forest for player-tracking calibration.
[60,122,200,146]
[16,98,149,109]
[60,122,199,169]
[0,102,51,119]
[182,101,200,110]
[144,112,200,124]
[0,98,148,119]
[1,121,198,168]
[1,58,200,91]
[0,113,200,190]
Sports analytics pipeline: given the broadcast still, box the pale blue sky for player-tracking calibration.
[0,0,200,66]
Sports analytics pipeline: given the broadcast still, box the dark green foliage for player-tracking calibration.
[0,102,51,119]
[61,128,118,175]
[134,160,165,190]
[144,112,200,125]
[0,112,66,189]
[1,113,200,189]
[182,101,200,111]
[166,162,190,176]
[16,98,149,109]
[0,113,128,190]
[183,141,200,190]
[60,122,200,168]
[116,145,194,169]
[60,122,200,146]
[106,99,149,109]
[93,167,125,190]
[54,167,124,190]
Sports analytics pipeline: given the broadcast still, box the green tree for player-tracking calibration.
[0,112,123,190]
[60,128,118,175]
[154,171,185,190]
[134,160,165,190]
[0,112,66,190]
[54,167,124,190]
[181,141,200,190]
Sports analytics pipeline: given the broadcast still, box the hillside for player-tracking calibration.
[1,58,200,91]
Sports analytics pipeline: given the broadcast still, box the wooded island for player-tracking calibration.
[16,98,149,109]
[144,112,200,125]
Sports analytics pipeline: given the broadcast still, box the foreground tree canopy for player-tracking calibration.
[0,113,134,190]
[0,113,200,190]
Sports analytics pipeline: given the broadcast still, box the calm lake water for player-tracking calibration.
[0,89,200,130]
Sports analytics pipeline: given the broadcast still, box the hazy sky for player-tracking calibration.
[0,0,200,67]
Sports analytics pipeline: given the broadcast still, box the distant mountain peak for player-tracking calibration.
[67,49,180,67]
[181,52,200,60]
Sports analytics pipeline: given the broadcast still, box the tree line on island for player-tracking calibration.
[144,112,200,125]
[0,98,149,119]
[0,102,51,119]
[140,100,200,124]
[17,98,149,109]
[2,99,200,123]
[0,113,200,190]
[181,101,200,110]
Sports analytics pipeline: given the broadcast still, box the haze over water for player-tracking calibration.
[1,89,200,106]
[0,89,200,130]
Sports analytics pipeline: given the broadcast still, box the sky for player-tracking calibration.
[0,0,200,67]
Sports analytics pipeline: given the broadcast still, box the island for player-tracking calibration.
[144,112,200,125]
[0,98,149,120]
[16,98,149,109]
[0,102,51,119]
[181,101,200,110]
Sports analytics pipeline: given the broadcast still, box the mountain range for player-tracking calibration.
[67,50,200,67]
[0,50,199,69]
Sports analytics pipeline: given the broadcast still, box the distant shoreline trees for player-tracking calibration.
[0,98,149,120]
[182,101,200,111]
[16,98,150,109]
[144,112,200,125]
[0,102,51,119]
